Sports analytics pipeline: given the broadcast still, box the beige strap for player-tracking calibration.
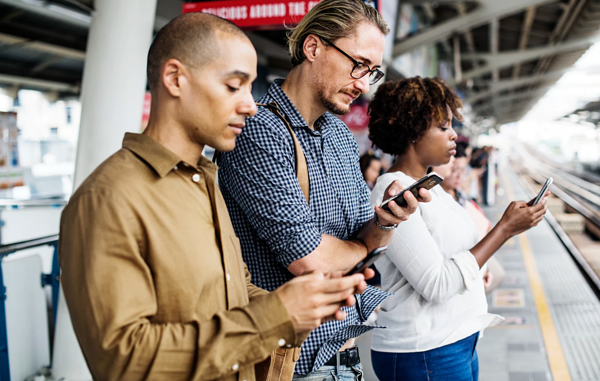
[257,102,310,204]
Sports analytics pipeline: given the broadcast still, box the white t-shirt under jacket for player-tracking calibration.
[370,171,503,353]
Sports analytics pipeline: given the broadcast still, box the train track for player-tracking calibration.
[514,143,600,298]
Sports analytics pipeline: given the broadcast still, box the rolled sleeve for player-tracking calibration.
[219,114,320,265]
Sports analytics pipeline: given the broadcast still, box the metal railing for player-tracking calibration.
[0,235,59,381]
[515,146,600,299]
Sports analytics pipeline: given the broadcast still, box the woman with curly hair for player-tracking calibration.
[367,77,549,380]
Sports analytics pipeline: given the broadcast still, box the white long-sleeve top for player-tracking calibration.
[370,171,503,353]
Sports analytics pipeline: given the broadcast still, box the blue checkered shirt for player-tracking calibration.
[217,79,390,375]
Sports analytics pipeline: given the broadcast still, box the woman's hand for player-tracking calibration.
[498,192,549,237]
[375,181,432,226]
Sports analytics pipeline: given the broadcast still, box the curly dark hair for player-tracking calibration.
[368,77,463,157]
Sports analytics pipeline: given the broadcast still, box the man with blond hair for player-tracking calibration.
[218,0,431,379]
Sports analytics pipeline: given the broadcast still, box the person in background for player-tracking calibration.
[359,151,383,190]
[59,13,371,381]
[367,76,549,380]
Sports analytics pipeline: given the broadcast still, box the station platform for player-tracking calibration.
[356,164,600,381]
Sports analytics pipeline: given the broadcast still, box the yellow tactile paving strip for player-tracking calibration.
[503,168,572,381]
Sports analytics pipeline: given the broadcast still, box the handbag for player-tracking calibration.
[253,102,309,381]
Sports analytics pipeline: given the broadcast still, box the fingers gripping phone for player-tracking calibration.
[345,247,387,276]
[380,172,444,212]
[529,177,553,206]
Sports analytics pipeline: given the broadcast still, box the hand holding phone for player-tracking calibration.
[344,247,387,276]
[380,172,444,212]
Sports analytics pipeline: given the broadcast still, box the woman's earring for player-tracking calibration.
[412,140,416,144]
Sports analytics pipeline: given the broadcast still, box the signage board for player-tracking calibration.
[183,0,380,29]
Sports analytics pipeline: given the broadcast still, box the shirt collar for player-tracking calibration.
[122,133,182,178]
[123,133,218,177]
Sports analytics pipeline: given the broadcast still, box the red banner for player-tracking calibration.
[183,0,322,28]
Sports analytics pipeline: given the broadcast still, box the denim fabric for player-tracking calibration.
[292,363,365,381]
[371,333,480,381]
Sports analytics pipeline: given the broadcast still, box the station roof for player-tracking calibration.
[395,0,600,127]
[1,0,599,130]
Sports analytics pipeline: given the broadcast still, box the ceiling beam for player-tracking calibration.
[513,6,537,79]
[465,70,567,103]
[392,0,556,58]
[0,73,79,92]
[0,32,85,60]
[459,34,600,81]
[0,0,168,31]
[0,0,91,28]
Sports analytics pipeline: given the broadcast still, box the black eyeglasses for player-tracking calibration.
[320,37,385,85]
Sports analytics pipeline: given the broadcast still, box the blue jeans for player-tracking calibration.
[371,333,479,381]
[292,363,364,381]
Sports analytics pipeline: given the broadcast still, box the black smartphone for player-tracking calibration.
[344,247,387,276]
[530,177,553,206]
[380,172,444,212]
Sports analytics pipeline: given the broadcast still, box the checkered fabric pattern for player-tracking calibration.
[218,79,390,375]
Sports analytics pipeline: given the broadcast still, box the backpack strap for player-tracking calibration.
[256,102,310,204]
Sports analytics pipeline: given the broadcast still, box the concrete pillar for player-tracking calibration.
[72,0,157,189]
[53,0,157,379]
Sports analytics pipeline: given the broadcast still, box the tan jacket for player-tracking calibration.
[59,133,301,381]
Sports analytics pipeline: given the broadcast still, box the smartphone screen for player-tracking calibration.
[344,247,387,276]
[380,172,444,212]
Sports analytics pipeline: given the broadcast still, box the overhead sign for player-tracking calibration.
[183,0,380,29]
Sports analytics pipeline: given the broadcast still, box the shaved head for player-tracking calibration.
[147,12,249,92]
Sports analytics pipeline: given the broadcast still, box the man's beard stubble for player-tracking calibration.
[317,87,351,116]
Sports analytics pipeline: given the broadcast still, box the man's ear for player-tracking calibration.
[162,58,186,97]
[303,34,321,63]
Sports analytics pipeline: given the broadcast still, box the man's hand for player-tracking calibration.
[273,272,366,333]
[375,180,432,226]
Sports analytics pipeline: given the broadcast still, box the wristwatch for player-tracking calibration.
[374,214,399,231]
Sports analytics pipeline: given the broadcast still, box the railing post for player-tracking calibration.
[0,258,10,381]
[50,242,60,327]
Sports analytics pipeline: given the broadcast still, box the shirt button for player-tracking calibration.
[226,273,231,281]
[278,338,286,347]
[192,174,200,182]
[232,363,239,371]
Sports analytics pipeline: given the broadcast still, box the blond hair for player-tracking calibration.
[287,0,389,67]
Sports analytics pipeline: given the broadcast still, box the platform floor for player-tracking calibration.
[356,165,600,380]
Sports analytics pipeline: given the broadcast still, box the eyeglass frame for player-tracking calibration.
[319,36,385,85]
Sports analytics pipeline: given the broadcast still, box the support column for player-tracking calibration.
[72,0,158,189]
[53,0,157,379]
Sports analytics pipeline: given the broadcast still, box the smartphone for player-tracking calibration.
[530,177,553,206]
[380,172,444,212]
[345,247,387,276]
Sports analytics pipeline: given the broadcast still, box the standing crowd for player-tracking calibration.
[58,1,549,380]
